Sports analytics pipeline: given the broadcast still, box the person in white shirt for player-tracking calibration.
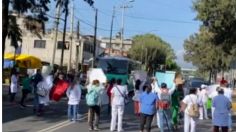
[181,88,198,132]
[150,77,160,128]
[132,79,143,116]
[197,85,209,120]
[110,79,128,132]
[10,69,18,103]
[221,82,233,131]
[66,78,82,122]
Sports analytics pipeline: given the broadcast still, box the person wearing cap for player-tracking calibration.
[155,81,176,132]
[212,88,232,132]
[197,84,209,120]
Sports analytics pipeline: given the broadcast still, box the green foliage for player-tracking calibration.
[184,27,232,72]
[193,0,236,53]
[129,34,178,71]
[7,15,22,49]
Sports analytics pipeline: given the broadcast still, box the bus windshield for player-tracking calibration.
[98,59,129,74]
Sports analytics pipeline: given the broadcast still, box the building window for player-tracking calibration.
[34,40,46,48]
[83,41,93,53]
[57,41,69,50]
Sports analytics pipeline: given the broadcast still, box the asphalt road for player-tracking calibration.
[2,85,236,132]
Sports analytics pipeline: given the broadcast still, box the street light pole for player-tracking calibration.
[68,1,74,72]
[109,6,115,56]
[60,0,69,68]
[120,0,134,54]
[120,5,125,53]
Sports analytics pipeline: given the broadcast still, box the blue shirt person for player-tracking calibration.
[212,88,232,131]
[139,85,159,132]
[139,90,159,115]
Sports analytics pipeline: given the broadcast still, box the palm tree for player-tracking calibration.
[2,0,50,67]
[55,0,94,67]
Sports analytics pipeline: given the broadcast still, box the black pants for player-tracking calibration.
[10,93,16,102]
[213,126,228,132]
[88,105,100,128]
[20,89,30,105]
[140,113,154,132]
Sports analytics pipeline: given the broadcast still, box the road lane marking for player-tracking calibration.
[37,120,70,132]
[38,106,107,132]
[49,115,89,132]
[37,113,88,132]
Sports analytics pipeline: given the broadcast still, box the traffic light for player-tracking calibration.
[84,0,94,6]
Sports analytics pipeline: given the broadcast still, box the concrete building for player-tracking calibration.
[100,34,133,56]
[4,14,104,70]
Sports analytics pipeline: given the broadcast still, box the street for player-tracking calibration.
[2,86,236,132]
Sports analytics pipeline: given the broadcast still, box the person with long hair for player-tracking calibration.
[139,85,159,132]
[66,77,82,122]
[132,79,142,116]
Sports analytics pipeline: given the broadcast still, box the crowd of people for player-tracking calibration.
[8,67,234,132]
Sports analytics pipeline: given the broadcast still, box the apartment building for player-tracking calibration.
[4,14,103,69]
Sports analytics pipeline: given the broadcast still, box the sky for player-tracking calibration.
[47,0,201,69]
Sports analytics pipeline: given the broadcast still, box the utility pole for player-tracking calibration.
[120,5,125,53]
[109,6,115,56]
[51,5,61,68]
[92,8,98,68]
[120,1,134,54]
[75,21,80,72]
[68,1,74,72]
[60,0,69,67]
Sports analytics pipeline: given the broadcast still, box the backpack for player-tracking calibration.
[36,81,48,97]
[158,89,171,109]
[188,96,199,117]
[86,88,99,106]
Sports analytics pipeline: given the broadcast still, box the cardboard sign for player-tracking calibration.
[88,68,107,84]
[155,71,176,89]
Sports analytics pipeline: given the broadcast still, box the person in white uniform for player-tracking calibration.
[10,69,18,103]
[197,84,209,120]
[66,78,82,122]
[110,79,128,132]
[181,88,198,132]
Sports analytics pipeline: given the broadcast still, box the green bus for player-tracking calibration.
[97,56,141,91]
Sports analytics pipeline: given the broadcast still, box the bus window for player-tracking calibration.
[98,59,128,74]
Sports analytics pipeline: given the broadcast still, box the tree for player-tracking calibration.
[184,27,233,82]
[129,34,177,72]
[2,0,50,66]
[193,0,236,54]
[55,0,94,67]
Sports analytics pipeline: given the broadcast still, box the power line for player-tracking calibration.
[125,15,197,24]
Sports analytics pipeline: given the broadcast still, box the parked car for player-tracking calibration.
[183,78,209,95]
